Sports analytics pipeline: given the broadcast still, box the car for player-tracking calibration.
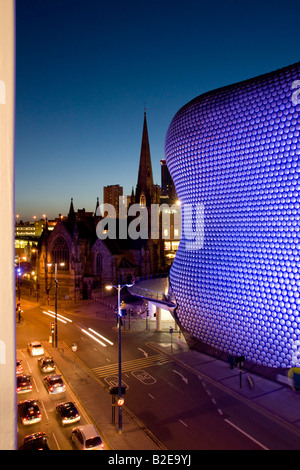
[18,400,42,425]
[17,375,33,394]
[71,424,104,450]
[16,359,24,375]
[43,374,66,394]
[22,432,50,450]
[38,356,56,373]
[27,341,44,357]
[56,401,80,426]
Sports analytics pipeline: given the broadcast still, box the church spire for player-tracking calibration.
[135,111,154,207]
[68,197,76,223]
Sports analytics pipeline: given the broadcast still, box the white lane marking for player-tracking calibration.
[32,376,39,393]
[88,328,113,345]
[179,419,188,427]
[52,432,60,450]
[48,310,72,323]
[224,419,269,450]
[81,328,107,347]
[173,369,188,384]
[43,311,67,324]
[41,400,49,421]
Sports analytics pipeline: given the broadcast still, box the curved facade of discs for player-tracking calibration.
[165,62,300,368]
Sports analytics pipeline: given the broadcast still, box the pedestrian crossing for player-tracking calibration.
[91,354,170,378]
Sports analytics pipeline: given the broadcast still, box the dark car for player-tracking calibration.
[23,432,50,450]
[43,374,66,394]
[17,375,33,394]
[16,359,23,375]
[56,401,80,426]
[18,400,42,425]
[38,356,56,373]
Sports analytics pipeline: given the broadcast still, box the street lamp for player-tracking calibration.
[105,280,133,435]
[48,262,65,349]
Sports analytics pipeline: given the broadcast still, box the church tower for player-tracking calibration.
[135,111,155,207]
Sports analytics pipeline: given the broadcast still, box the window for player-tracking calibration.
[95,253,103,275]
[51,237,69,270]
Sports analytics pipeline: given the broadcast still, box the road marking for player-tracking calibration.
[173,369,188,384]
[48,310,72,323]
[52,432,60,450]
[148,393,155,400]
[179,419,188,427]
[224,419,269,450]
[138,348,149,357]
[132,370,156,385]
[41,400,49,422]
[88,328,113,346]
[81,328,107,347]
[91,354,170,378]
[42,310,68,324]
[26,361,32,374]
[32,376,39,393]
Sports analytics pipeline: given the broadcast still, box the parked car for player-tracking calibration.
[71,425,104,450]
[23,432,50,450]
[17,375,33,394]
[38,356,55,373]
[27,341,44,357]
[56,401,80,426]
[43,374,66,394]
[16,359,23,375]
[18,400,42,425]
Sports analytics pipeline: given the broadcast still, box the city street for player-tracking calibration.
[16,297,300,450]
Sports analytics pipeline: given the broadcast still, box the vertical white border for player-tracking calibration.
[0,0,16,450]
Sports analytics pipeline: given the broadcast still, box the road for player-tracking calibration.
[16,298,300,450]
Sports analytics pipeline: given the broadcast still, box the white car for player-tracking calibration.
[27,341,44,357]
[71,425,104,450]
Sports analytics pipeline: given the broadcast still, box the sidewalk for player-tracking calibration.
[24,297,300,448]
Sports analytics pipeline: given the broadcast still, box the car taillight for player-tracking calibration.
[37,413,41,418]
[50,387,53,391]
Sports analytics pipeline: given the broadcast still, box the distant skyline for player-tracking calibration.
[15,0,300,221]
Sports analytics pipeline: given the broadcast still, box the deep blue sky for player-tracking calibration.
[15,0,300,221]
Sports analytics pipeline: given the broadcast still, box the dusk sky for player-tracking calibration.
[15,0,300,221]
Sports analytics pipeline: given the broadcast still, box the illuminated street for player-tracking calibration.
[16,298,300,450]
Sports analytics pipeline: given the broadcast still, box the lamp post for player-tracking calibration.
[105,280,133,435]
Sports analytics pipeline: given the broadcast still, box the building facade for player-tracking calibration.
[165,62,300,369]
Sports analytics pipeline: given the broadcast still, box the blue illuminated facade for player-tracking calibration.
[165,63,300,368]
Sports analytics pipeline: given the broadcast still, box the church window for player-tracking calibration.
[96,253,103,274]
[51,236,69,270]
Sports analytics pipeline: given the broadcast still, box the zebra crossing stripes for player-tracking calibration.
[91,354,170,378]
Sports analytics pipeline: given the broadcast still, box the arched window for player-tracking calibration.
[95,252,103,275]
[51,236,69,271]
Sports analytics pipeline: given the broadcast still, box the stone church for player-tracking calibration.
[37,112,167,300]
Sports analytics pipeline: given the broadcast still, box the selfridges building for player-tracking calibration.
[165,62,300,369]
